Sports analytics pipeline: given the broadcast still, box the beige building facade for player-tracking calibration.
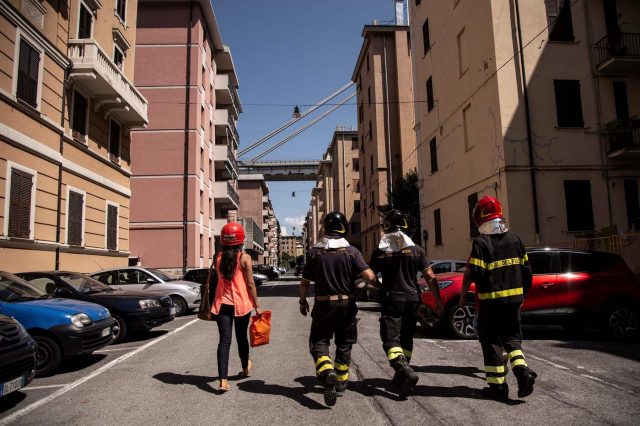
[237,174,278,266]
[0,0,147,272]
[410,0,640,270]
[352,24,416,259]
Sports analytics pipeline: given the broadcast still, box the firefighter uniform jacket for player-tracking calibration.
[467,231,533,304]
[370,245,430,299]
[302,244,369,297]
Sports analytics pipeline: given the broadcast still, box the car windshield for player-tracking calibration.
[147,269,173,281]
[58,273,112,294]
[0,272,48,301]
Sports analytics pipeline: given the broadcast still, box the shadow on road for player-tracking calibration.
[257,283,304,298]
[123,329,169,343]
[153,372,218,394]
[58,353,107,374]
[236,376,329,410]
[0,391,26,414]
[412,365,483,379]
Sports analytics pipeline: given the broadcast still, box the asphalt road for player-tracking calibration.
[1,276,639,425]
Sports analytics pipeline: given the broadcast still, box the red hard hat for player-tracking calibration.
[473,196,504,227]
[220,222,245,246]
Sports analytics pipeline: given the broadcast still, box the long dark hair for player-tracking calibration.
[218,245,242,281]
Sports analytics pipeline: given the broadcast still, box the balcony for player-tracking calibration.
[262,195,269,205]
[212,144,239,177]
[68,39,148,126]
[212,218,226,235]
[213,180,240,208]
[215,74,241,118]
[593,33,640,75]
[214,109,240,146]
[239,218,264,253]
[604,119,640,159]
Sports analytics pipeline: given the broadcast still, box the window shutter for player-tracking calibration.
[8,169,32,239]
[109,120,121,158]
[17,39,39,107]
[68,192,84,245]
[426,77,434,111]
[72,91,88,136]
[107,205,118,250]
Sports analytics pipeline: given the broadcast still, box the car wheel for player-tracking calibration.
[447,302,477,339]
[254,279,263,287]
[171,296,188,316]
[111,314,127,344]
[33,335,62,377]
[604,303,639,341]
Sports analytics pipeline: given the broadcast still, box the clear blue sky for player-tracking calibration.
[211,0,397,236]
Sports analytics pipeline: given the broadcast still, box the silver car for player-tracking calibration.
[429,259,467,274]
[90,267,200,316]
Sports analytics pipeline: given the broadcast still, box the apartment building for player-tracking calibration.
[352,20,416,258]
[410,0,640,270]
[237,174,278,266]
[130,0,241,274]
[309,128,362,248]
[279,235,302,260]
[0,0,147,272]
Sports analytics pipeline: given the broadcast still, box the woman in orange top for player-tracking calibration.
[211,222,262,392]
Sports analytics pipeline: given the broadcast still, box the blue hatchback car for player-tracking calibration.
[0,271,115,376]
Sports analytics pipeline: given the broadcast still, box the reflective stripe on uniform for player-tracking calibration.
[478,287,524,300]
[508,350,524,359]
[335,362,349,371]
[508,349,527,368]
[470,257,528,270]
[485,365,506,373]
[315,355,333,374]
[387,347,404,361]
[315,356,331,367]
[317,363,334,373]
[511,359,527,368]
[402,349,412,359]
[469,258,487,269]
[336,372,349,381]
[486,376,506,384]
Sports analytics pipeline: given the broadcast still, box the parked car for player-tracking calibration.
[0,313,36,398]
[253,265,279,280]
[0,271,114,376]
[90,268,200,316]
[278,267,287,275]
[429,259,467,274]
[419,248,640,341]
[17,272,175,344]
[183,269,267,287]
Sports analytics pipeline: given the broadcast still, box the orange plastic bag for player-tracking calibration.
[249,310,271,347]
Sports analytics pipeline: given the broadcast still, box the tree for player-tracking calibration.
[280,252,292,267]
[379,169,422,244]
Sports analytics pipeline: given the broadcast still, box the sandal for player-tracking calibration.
[240,360,252,378]
[219,380,231,392]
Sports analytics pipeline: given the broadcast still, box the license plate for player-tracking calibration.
[169,307,176,315]
[101,327,111,338]
[1,376,25,396]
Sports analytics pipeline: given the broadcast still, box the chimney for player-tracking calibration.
[394,0,405,25]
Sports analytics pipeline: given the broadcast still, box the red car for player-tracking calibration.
[419,248,640,341]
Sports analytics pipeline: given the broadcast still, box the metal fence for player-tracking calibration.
[593,32,640,67]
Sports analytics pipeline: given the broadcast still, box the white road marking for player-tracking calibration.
[94,346,141,353]
[528,354,570,370]
[22,384,69,391]
[0,318,199,426]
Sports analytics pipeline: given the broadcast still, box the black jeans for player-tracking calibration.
[380,292,420,366]
[216,304,250,379]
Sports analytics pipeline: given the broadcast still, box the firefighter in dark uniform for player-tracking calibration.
[460,195,537,400]
[369,209,443,398]
[299,211,375,407]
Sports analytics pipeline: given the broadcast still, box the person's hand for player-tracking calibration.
[299,299,309,316]
[255,307,263,316]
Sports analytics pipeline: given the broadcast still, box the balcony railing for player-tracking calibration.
[227,147,239,175]
[227,181,240,206]
[68,39,148,125]
[214,74,241,118]
[239,218,264,252]
[593,33,640,72]
[604,118,640,157]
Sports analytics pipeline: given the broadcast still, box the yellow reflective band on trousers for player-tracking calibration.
[402,349,412,358]
[485,365,506,373]
[478,287,524,300]
[317,363,333,373]
[508,350,524,359]
[334,362,349,381]
[387,347,404,361]
[336,372,349,381]
[486,376,506,384]
[511,359,527,368]
[315,356,331,367]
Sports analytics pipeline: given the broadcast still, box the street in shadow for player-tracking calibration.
[153,372,218,394]
[0,391,27,414]
[57,353,107,374]
[236,376,329,410]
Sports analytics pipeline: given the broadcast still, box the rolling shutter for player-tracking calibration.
[68,191,84,245]
[106,204,118,250]
[17,39,39,107]
[8,169,33,239]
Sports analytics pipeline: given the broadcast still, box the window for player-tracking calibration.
[67,190,84,246]
[367,87,371,105]
[7,168,34,239]
[434,209,442,245]
[209,158,213,181]
[368,121,372,140]
[200,190,204,213]
[429,137,438,173]
[354,200,361,213]
[422,19,430,54]
[351,222,361,234]
[624,179,640,230]
[463,104,472,150]
[353,158,359,171]
[351,137,358,150]
[426,76,434,111]
[468,193,479,238]
[528,251,553,275]
[106,203,118,250]
[114,45,124,70]
[613,81,630,120]
[199,234,204,258]
[16,38,40,108]
[358,104,363,123]
[115,0,126,22]
[200,147,204,171]
[370,156,373,175]
[457,27,469,76]
[416,0,421,5]
[546,0,574,42]
[71,90,88,139]
[554,80,584,127]
[563,180,594,231]
[109,120,121,160]
[78,3,92,39]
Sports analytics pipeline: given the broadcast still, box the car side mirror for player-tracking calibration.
[54,287,74,298]
[146,278,156,284]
